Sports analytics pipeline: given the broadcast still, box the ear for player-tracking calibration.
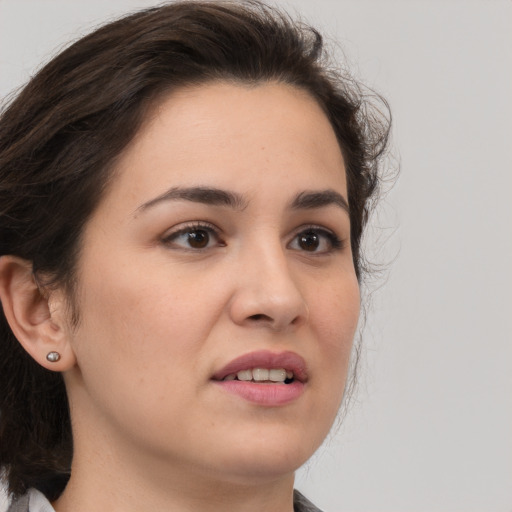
[0,255,76,371]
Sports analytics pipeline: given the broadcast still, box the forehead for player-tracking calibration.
[101,81,347,213]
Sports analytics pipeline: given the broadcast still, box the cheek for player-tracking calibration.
[314,274,360,346]
[69,261,205,389]
[77,254,220,342]
[309,275,360,391]
[68,254,233,418]
[66,268,217,443]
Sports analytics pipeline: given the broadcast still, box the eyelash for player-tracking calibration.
[161,222,224,250]
[161,222,344,254]
[288,225,344,254]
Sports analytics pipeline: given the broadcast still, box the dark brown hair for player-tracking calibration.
[0,0,390,500]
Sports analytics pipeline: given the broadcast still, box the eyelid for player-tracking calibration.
[287,224,344,253]
[161,221,224,248]
[159,221,344,253]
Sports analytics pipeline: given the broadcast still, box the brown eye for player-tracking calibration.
[187,229,210,249]
[288,227,343,254]
[162,223,222,250]
[298,231,320,251]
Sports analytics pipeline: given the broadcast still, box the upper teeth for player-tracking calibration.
[224,368,294,382]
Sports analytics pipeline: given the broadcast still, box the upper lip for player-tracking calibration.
[212,350,308,383]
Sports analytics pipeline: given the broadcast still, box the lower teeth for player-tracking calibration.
[232,378,293,384]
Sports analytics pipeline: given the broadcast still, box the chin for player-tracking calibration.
[215,453,307,486]
[202,425,324,484]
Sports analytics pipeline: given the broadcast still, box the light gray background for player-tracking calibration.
[1,1,511,511]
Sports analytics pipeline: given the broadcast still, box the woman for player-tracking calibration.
[0,1,390,511]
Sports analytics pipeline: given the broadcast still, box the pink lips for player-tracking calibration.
[211,350,308,406]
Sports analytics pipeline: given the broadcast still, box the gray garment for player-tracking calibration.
[6,489,53,512]
[8,488,322,512]
[6,493,29,512]
[294,489,323,512]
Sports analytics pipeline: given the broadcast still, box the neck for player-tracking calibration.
[57,372,301,512]
[53,430,296,512]
[54,467,295,512]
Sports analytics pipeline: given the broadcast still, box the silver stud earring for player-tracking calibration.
[46,351,61,363]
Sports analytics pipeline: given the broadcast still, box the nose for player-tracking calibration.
[228,243,309,331]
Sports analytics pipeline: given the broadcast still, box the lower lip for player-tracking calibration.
[214,380,305,406]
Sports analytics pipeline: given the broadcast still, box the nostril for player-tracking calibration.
[248,313,272,322]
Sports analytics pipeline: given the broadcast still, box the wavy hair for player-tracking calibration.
[0,0,391,500]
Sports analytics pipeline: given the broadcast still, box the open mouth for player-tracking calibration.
[212,350,307,385]
[212,351,306,405]
[222,367,295,384]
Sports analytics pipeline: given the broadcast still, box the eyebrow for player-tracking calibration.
[291,189,350,214]
[136,186,248,212]
[136,186,349,215]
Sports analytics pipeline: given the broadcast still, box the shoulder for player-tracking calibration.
[293,489,324,512]
[7,489,54,512]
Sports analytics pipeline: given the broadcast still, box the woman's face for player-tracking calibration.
[63,82,360,484]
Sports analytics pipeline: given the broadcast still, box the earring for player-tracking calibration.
[46,351,61,363]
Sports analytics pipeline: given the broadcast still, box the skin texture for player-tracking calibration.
[0,82,360,512]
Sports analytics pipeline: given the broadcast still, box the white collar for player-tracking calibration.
[27,489,55,512]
